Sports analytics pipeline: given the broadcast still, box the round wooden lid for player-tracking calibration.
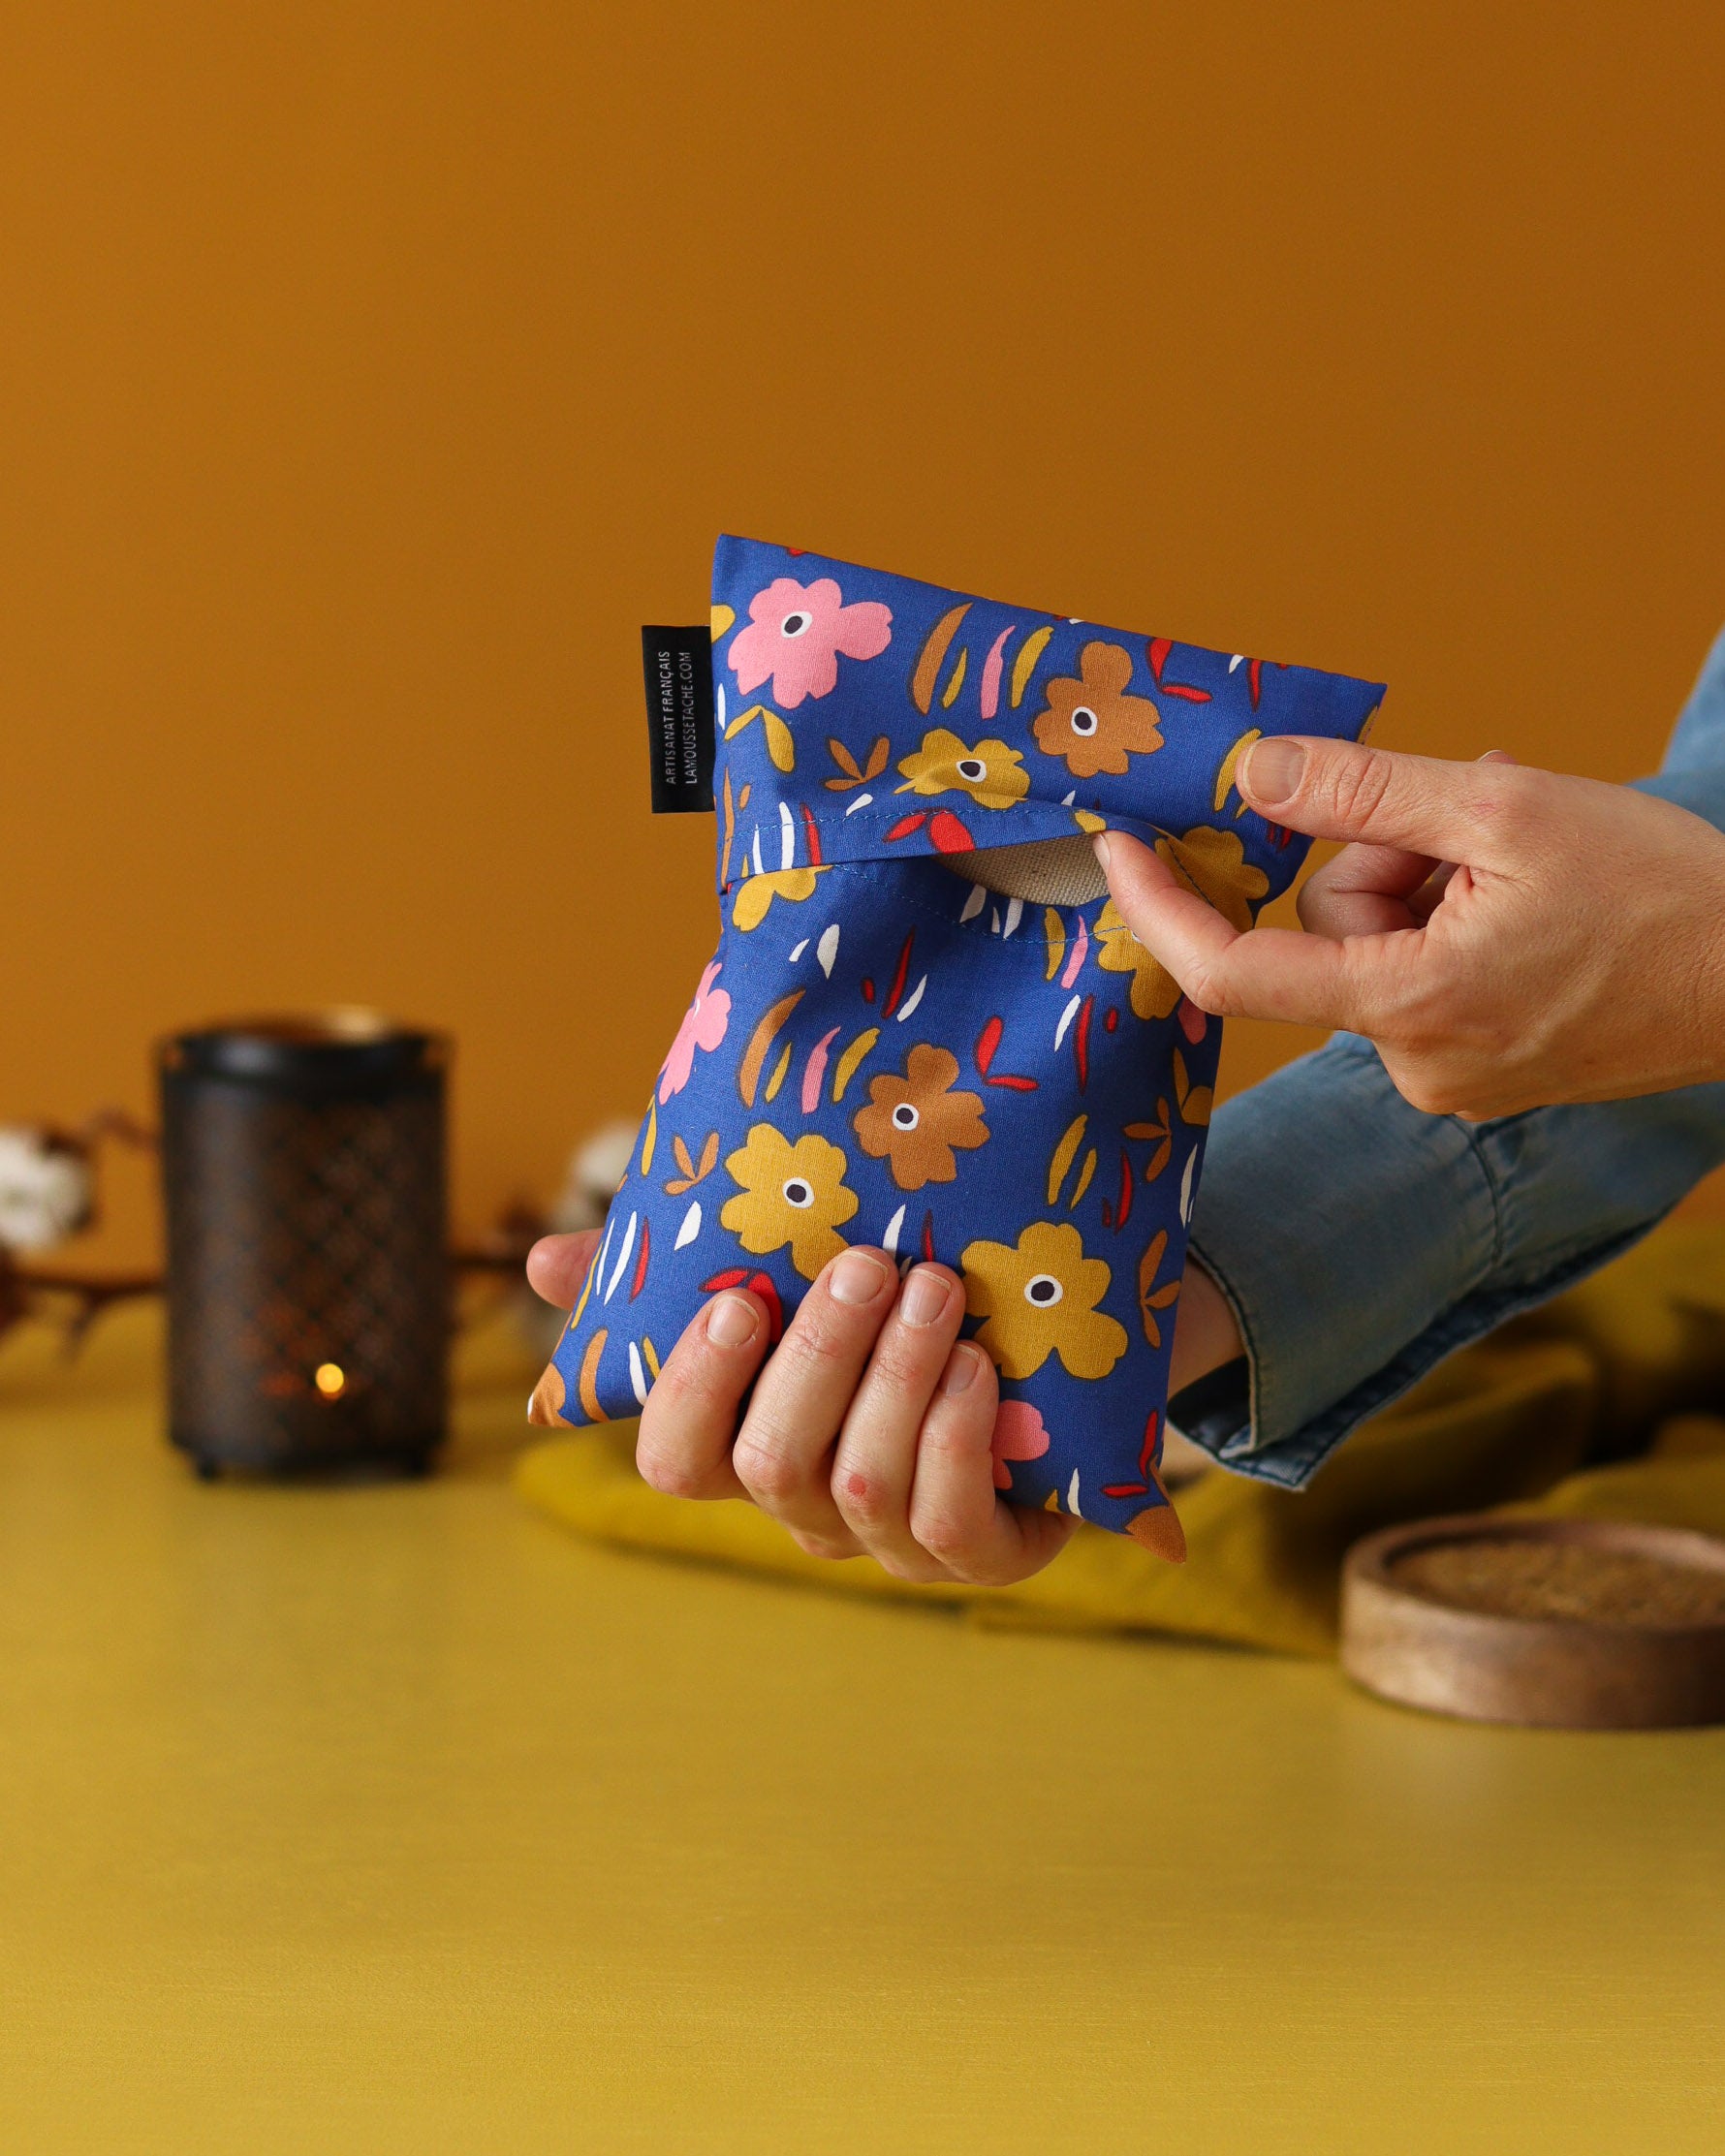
[1340,1515,1725,1728]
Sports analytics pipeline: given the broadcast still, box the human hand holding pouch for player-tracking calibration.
[535,538,1385,1558]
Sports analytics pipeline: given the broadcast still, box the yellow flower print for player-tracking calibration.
[732,867,827,931]
[1157,826,1270,930]
[894,728,1030,811]
[720,1123,859,1280]
[1094,898,1182,1021]
[1095,826,1270,1019]
[960,1220,1128,1381]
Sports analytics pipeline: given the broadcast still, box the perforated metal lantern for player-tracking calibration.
[158,1016,449,1477]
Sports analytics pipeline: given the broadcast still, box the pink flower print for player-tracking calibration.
[727,578,893,708]
[658,962,732,1103]
[990,1399,1051,1491]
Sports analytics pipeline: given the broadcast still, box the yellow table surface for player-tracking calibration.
[2,1301,1721,2155]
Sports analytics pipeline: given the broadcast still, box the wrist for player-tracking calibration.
[1692,852,1725,1084]
[1169,1255,1244,1395]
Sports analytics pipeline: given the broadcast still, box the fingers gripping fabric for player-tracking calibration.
[539,538,1385,1551]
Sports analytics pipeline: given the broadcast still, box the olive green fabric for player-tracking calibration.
[518,1220,1725,1655]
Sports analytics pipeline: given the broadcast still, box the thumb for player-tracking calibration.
[525,1227,603,1312]
[1239,736,1520,866]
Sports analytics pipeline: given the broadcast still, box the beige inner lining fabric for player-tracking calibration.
[942,834,1112,907]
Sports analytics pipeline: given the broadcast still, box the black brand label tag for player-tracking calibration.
[641,625,714,813]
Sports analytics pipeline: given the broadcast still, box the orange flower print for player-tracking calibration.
[1030,641,1163,778]
[852,1045,988,1191]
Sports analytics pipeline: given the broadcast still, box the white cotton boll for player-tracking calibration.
[547,1120,641,1234]
[0,1128,93,1254]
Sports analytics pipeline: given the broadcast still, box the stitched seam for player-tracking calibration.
[1178,1233,1262,1457]
[1455,1113,1508,1275]
[718,827,1273,961]
[719,862,1112,960]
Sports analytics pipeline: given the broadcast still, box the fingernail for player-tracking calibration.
[706,1293,759,1348]
[1477,748,1516,765]
[899,1265,953,1328]
[1240,737,1304,806]
[830,1248,891,1306]
[940,1344,981,1395]
[1090,830,1112,872]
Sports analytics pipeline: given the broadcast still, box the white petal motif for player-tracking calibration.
[817,923,840,978]
[588,1210,617,1303]
[1054,994,1082,1049]
[603,1210,638,1302]
[674,1200,702,1251]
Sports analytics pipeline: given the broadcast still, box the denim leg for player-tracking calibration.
[1184,618,1725,1485]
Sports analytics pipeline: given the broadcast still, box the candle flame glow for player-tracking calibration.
[314,1362,347,1398]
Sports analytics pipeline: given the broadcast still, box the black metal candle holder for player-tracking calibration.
[158,1014,449,1478]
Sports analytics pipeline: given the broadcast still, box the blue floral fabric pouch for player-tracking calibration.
[534,537,1384,1558]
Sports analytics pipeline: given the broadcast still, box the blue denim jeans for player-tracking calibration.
[1184,621,1725,1486]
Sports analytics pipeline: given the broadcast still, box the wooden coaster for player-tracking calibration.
[1340,1515,1725,1729]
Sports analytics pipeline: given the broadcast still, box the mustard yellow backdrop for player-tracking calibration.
[6,3,1724,1265]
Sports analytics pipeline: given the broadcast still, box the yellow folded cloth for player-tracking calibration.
[516,1220,1725,1655]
